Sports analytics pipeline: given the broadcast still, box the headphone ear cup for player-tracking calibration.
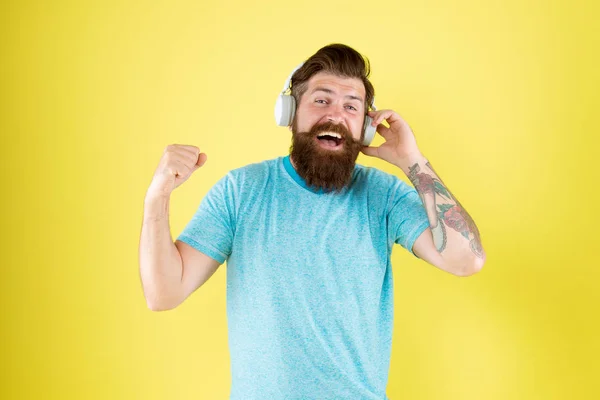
[362,115,377,146]
[275,95,296,126]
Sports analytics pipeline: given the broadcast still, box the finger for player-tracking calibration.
[367,110,383,124]
[369,108,387,117]
[382,110,409,127]
[373,110,395,126]
[370,109,410,130]
[181,144,202,153]
[195,153,208,168]
[375,123,391,137]
[169,146,199,165]
[360,146,379,157]
[179,146,202,161]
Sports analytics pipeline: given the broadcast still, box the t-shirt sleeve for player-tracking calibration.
[387,179,430,258]
[176,174,236,264]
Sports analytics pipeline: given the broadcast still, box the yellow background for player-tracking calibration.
[1,0,598,398]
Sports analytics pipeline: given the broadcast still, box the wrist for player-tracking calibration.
[145,181,172,203]
[393,152,427,173]
[144,193,170,221]
[144,189,171,207]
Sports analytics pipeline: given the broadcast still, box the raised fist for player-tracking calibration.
[147,144,207,198]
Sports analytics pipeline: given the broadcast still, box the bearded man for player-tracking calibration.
[139,43,486,399]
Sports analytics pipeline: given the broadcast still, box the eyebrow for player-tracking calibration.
[311,87,364,103]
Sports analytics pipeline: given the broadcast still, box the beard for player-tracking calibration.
[290,120,363,193]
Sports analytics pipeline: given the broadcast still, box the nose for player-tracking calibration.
[326,103,344,124]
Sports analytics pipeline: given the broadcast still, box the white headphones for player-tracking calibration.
[274,62,377,146]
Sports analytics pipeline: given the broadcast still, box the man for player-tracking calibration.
[139,43,486,400]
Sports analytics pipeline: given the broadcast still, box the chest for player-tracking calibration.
[230,192,389,277]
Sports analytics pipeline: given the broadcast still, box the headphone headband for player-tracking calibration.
[280,62,305,95]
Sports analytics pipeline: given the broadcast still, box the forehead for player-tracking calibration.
[305,71,365,99]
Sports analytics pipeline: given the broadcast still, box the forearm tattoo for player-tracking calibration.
[408,161,484,259]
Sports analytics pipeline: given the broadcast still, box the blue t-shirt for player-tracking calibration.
[177,155,429,400]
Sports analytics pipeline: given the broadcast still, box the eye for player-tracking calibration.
[315,99,327,104]
[345,105,358,111]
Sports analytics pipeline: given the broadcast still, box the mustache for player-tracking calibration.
[301,121,359,144]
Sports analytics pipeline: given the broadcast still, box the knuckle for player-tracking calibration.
[165,153,180,165]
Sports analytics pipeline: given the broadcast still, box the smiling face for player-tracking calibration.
[292,71,367,145]
[289,71,368,193]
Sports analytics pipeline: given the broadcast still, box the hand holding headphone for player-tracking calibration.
[274,63,377,146]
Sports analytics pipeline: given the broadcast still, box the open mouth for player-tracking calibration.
[315,132,344,150]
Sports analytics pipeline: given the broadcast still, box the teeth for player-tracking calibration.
[317,132,342,139]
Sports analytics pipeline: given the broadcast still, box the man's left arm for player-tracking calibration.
[361,109,486,277]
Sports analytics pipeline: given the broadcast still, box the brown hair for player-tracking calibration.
[290,43,375,112]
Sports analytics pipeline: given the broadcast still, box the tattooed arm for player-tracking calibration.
[361,108,485,276]
[398,153,485,276]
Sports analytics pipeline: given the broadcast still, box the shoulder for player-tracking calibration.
[227,157,279,181]
[353,163,414,195]
[216,157,281,193]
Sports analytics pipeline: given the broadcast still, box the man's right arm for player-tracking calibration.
[139,193,221,311]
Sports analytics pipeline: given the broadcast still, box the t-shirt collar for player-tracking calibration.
[282,155,326,194]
